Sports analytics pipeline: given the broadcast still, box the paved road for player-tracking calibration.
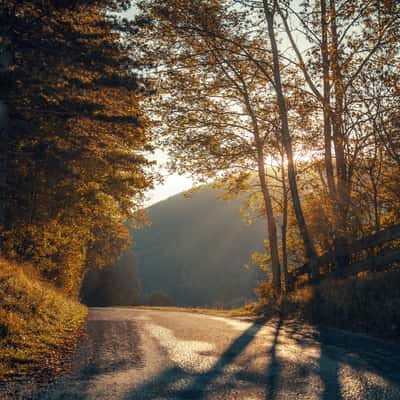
[28,308,400,399]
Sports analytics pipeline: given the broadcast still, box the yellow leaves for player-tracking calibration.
[9,21,150,252]
[1,219,91,293]
[251,250,271,272]
[3,1,146,296]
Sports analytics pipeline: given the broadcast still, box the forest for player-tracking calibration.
[0,0,400,384]
[0,0,154,297]
[0,0,154,378]
[135,0,400,298]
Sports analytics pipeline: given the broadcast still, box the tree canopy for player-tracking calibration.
[0,0,153,295]
[136,0,400,293]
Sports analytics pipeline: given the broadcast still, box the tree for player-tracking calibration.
[262,0,319,278]
[137,0,400,294]
[274,0,400,270]
[137,0,287,292]
[0,0,154,295]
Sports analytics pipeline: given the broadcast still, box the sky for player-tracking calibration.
[123,1,307,207]
[120,5,195,206]
[144,150,194,207]
[144,174,194,206]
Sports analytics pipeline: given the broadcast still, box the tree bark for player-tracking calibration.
[263,0,318,278]
[280,154,290,292]
[206,43,282,293]
[329,0,351,271]
[0,109,9,230]
[0,8,13,232]
[257,154,282,294]
[329,1,350,214]
[320,0,336,204]
[242,90,282,294]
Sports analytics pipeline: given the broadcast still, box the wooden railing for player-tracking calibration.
[294,224,400,278]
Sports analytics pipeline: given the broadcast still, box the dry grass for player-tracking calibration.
[279,270,400,338]
[133,304,257,318]
[0,258,87,379]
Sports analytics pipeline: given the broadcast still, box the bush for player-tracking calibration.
[254,281,282,318]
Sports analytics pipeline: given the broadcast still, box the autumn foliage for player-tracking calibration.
[137,0,400,297]
[0,0,153,295]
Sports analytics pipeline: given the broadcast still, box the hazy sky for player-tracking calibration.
[124,1,306,207]
[144,150,194,206]
[144,174,194,206]
[121,5,195,206]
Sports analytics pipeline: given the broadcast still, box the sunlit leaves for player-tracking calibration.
[1,0,154,295]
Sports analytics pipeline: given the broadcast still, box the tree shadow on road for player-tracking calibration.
[124,318,272,399]
[264,317,282,400]
[317,328,343,400]
[282,320,400,400]
[123,317,380,400]
[279,321,343,400]
[38,315,400,400]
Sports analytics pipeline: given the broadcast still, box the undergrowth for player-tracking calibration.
[0,258,87,379]
[256,270,400,339]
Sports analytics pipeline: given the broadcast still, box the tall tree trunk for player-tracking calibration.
[329,0,349,216]
[0,109,8,230]
[320,0,336,204]
[256,149,282,294]
[213,45,283,293]
[329,0,350,271]
[263,0,318,279]
[0,7,13,234]
[243,91,282,294]
[280,153,290,292]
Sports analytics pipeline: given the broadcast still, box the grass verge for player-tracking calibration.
[0,258,87,380]
[133,305,257,318]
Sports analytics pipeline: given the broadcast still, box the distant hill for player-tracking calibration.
[131,186,267,307]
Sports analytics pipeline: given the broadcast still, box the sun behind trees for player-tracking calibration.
[0,0,399,319]
[136,0,400,297]
[0,0,153,296]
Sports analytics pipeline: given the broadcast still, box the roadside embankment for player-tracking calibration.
[257,270,400,339]
[0,257,87,385]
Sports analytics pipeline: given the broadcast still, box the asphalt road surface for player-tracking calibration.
[27,308,400,399]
